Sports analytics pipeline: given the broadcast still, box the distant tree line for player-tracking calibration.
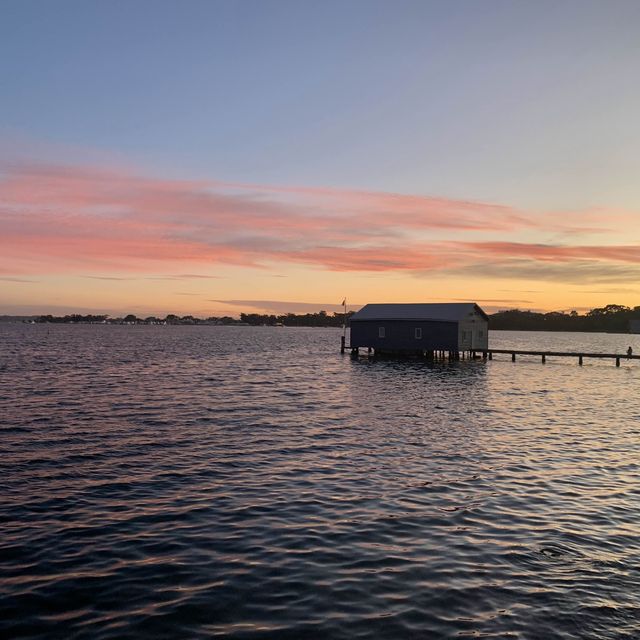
[240,310,354,327]
[488,305,640,333]
[30,310,354,326]
[34,314,111,324]
[27,305,640,333]
[32,314,240,325]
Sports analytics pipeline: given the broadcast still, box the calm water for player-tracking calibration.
[2,325,640,639]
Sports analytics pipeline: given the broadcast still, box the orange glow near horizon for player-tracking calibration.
[1,160,639,317]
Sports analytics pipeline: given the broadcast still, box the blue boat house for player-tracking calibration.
[347,302,489,358]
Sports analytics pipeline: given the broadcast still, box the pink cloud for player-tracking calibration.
[1,160,637,280]
[283,245,451,272]
[461,242,640,264]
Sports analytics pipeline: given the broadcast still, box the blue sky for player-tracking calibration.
[2,0,640,315]
[3,0,639,208]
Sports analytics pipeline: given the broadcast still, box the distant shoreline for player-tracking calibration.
[2,304,639,334]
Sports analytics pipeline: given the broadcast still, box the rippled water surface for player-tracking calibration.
[2,325,640,639]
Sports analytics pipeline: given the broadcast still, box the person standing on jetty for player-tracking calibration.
[627,346,633,358]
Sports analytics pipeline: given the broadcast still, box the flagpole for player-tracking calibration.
[342,298,347,341]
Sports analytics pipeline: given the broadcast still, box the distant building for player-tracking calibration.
[349,303,489,354]
[630,319,640,334]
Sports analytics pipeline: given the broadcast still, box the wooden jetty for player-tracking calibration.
[481,348,639,367]
[340,337,638,366]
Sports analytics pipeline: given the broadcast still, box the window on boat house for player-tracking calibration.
[378,326,385,338]
[415,328,422,339]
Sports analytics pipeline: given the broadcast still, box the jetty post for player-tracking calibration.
[341,297,347,353]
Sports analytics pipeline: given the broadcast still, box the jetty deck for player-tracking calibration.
[481,348,639,366]
[341,337,638,366]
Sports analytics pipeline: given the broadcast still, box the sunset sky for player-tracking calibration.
[2,0,640,317]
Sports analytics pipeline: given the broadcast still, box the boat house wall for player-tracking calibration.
[457,315,489,351]
[351,320,459,351]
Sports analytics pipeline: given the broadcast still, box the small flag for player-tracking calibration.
[341,298,346,306]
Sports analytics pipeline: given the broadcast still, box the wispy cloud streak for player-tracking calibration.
[0,160,636,283]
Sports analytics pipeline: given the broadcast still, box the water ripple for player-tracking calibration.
[2,326,640,638]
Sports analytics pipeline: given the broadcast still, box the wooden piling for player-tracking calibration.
[541,354,546,363]
[511,352,516,362]
[340,335,345,354]
[579,355,583,366]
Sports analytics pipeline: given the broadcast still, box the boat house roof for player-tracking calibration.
[350,303,488,322]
